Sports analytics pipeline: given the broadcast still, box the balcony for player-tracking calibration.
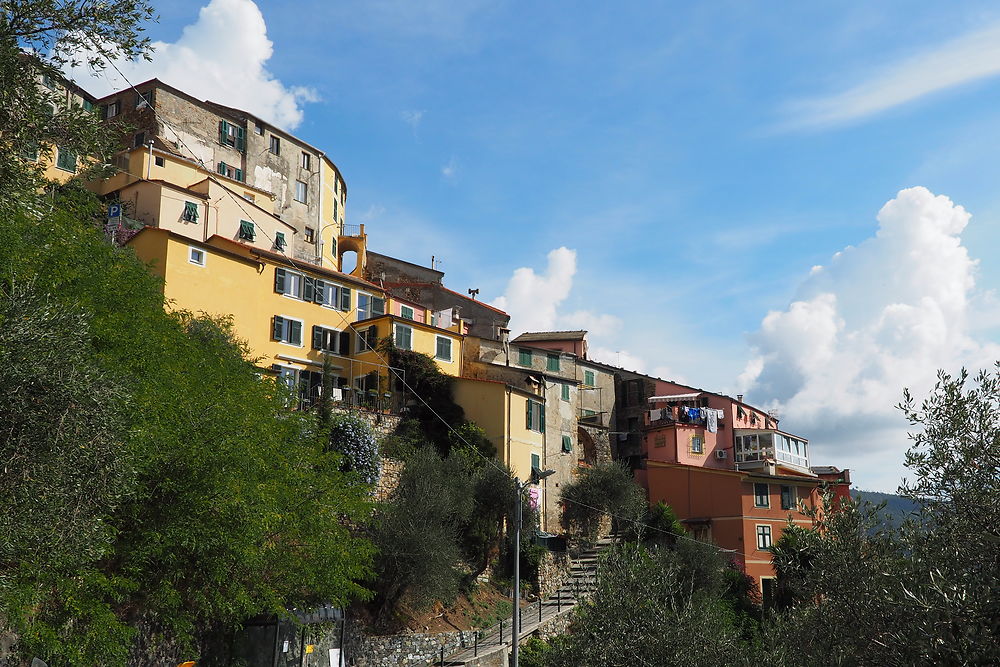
[734,430,810,472]
[341,223,363,237]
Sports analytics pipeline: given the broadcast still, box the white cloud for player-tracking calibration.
[62,0,316,130]
[741,187,1000,491]
[441,156,458,179]
[400,109,425,129]
[492,247,577,334]
[783,22,1000,129]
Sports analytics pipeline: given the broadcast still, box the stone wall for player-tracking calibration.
[343,621,480,667]
[536,551,572,599]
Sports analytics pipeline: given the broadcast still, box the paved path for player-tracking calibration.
[441,537,614,665]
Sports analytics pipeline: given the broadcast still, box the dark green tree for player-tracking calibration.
[560,461,645,543]
[0,0,156,208]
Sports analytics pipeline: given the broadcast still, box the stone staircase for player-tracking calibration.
[440,537,615,666]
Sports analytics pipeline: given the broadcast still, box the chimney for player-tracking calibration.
[737,394,744,403]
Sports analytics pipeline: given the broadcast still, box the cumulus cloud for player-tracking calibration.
[493,247,577,334]
[782,22,1000,129]
[62,0,316,129]
[740,187,1000,491]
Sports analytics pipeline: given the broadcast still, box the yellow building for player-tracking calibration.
[28,71,99,183]
[453,377,550,526]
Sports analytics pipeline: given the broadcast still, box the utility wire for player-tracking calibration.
[90,59,747,555]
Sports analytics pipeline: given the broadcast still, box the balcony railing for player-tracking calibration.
[341,223,363,237]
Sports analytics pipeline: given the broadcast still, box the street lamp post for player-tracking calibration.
[511,468,554,667]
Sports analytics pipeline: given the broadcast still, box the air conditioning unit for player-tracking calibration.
[715,450,728,460]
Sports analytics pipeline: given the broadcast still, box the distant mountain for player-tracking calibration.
[851,489,921,531]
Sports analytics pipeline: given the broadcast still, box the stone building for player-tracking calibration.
[93,79,349,269]
[364,251,510,340]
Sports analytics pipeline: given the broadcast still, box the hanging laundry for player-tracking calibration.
[650,408,663,421]
[706,409,718,433]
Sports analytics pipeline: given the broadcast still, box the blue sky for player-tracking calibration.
[73,0,1000,491]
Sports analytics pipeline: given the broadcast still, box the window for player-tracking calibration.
[218,120,245,151]
[274,268,303,298]
[754,483,770,508]
[104,101,119,118]
[561,383,570,401]
[181,201,199,223]
[435,336,452,361]
[518,348,533,367]
[133,132,145,148]
[526,400,545,433]
[274,231,286,251]
[154,155,165,167]
[756,525,773,550]
[55,147,76,173]
[780,485,795,510]
[691,435,704,454]
[394,323,413,350]
[217,161,244,182]
[547,353,560,372]
[312,325,350,355]
[304,227,315,243]
[42,74,56,90]
[531,453,540,471]
[400,305,414,320]
[301,152,311,169]
[562,435,572,453]
[135,91,152,108]
[295,180,308,203]
[82,99,95,112]
[356,325,378,354]
[255,122,264,135]
[356,293,385,321]
[242,192,255,202]
[272,316,303,346]
[333,198,339,220]
[584,370,596,387]
[269,135,280,155]
[188,246,205,266]
[238,220,255,241]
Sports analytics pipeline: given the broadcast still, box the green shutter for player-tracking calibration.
[312,325,323,350]
[274,267,286,293]
[372,297,385,316]
[275,231,286,249]
[236,126,246,151]
[219,120,228,145]
[340,287,351,311]
[217,161,227,175]
[313,279,325,304]
[585,370,595,386]
[547,353,560,371]
[540,404,546,433]
[562,435,572,453]
[239,220,254,241]
[303,276,315,302]
[290,320,302,346]
[183,201,199,222]
[561,384,570,401]
[531,453,540,470]
[272,316,284,340]
[234,168,243,182]
[339,330,351,355]
[526,400,532,430]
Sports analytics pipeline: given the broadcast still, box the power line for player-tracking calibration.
[88,58,746,556]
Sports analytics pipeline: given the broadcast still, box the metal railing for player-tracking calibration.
[341,223,362,237]
[735,443,809,469]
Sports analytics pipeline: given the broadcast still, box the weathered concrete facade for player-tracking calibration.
[365,252,511,340]
[94,79,347,267]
